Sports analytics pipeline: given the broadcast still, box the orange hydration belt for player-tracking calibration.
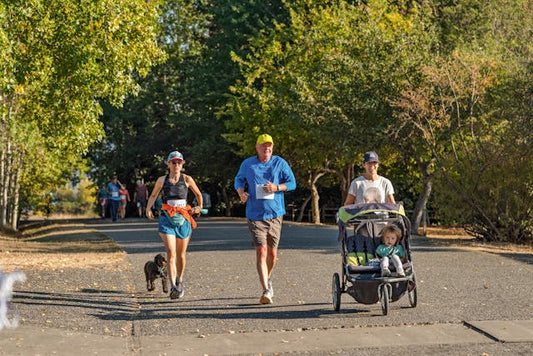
[161,204,197,229]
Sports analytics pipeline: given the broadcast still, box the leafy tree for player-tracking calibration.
[225,0,431,223]
[0,0,164,229]
[90,0,290,216]
[394,0,533,242]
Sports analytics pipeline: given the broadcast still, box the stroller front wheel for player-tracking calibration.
[332,273,341,311]
[379,283,390,315]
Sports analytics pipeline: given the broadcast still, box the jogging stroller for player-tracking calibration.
[333,203,417,315]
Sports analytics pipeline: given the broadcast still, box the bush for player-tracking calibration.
[48,178,97,216]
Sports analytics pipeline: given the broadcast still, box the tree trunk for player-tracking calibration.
[307,170,326,224]
[334,162,355,204]
[411,159,434,235]
[411,174,433,235]
[1,138,12,228]
[10,160,21,230]
[0,139,5,226]
[297,194,311,222]
[341,162,355,203]
[310,183,320,224]
[221,180,231,217]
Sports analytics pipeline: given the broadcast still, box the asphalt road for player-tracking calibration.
[4,217,533,355]
[93,217,532,332]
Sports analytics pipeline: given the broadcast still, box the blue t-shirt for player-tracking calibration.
[107,182,121,201]
[234,155,296,221]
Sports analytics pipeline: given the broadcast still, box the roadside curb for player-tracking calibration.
[2,320,532,355]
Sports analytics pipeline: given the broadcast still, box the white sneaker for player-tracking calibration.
[397,269,405,277]
[381,267,391,277]
[268,279,273,297]
[260,289,273,304]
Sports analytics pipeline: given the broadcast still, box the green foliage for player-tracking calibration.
[85,0,532,244]
[395,0,533,243]
[224,0,434,221]
[0,0,164,227]
[90,0,290,216]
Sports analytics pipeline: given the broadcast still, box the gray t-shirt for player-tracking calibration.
[348,176,394,203]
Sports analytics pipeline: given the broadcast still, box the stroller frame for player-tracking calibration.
[333,203,418,315]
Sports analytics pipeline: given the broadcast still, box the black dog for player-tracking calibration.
[144,253,168,293]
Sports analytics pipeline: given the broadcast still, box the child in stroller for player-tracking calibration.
[376,223,405,277]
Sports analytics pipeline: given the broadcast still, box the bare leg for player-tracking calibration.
[175,237,190,282]
[255,245,269,290]
[266,246,277,280]
[159,233,177,287]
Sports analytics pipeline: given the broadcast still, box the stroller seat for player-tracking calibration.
[347,261,412,274]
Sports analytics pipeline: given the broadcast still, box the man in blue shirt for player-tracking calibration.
[107,175,121,222]
[234,134,296,304]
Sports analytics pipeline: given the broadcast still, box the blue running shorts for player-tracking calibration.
[158,214,192,239]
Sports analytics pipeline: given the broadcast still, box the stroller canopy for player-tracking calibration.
[338,203,406,224]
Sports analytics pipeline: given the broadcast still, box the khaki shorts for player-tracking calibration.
[247,217,283,248]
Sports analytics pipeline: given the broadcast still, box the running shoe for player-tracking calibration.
[260,289,273,304]
[170,286,179,300]
[176,280,184,298]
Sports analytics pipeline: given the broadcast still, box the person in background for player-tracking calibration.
[134,179,149,218]
[146,151,203,300]
[107,175,121,222]
[118,183,130,219]
[343,151,395,205]
[234,134,297,304]
[97,183,108,218]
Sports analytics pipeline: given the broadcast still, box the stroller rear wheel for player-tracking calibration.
[332,273,341,311]
[408,274,417,308]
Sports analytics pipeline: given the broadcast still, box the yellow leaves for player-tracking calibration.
[384,12,414,33]
[14,84,25,94]
[87,20,103,33]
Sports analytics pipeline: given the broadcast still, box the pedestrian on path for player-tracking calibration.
[107,175,121,222]
[234,134,296,304]
[134,179,149,217]
[343,151,396,205]
[146,151,203,300]
[97,183,108,218]
[118,183,130,219]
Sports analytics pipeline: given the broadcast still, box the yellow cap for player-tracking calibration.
[256,134,274,145]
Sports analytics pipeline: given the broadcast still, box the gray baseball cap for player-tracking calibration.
[363,151,380,163]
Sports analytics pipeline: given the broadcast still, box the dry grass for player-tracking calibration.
[0,220,126,272]
[422,226,533,260]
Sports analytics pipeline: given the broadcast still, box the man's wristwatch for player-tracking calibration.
[277,185,281,191]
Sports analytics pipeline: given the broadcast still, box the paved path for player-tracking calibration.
[3,217,533,355]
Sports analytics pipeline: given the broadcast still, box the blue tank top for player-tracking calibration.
[163,174,188,203]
